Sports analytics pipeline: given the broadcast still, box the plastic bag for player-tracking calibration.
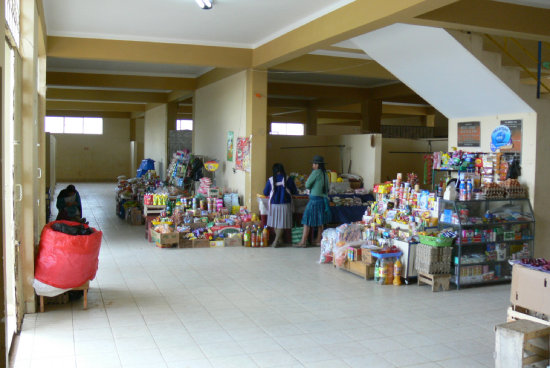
[319,228,337,264]
[34,220,102,289]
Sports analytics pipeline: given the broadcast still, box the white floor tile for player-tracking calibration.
[14,183,506,368]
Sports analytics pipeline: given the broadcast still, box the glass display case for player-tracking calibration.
[438,198,534,289]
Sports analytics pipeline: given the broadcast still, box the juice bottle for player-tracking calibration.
[393,258,402,285]
[258,227,263,247]
[386,258,394,285]
[251,226,257,247]
[244,226,251,247]
[262,226,269,247]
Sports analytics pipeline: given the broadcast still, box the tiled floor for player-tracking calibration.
[12,183,508,367]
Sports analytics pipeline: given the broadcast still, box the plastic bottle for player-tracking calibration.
[393,258,402,285]
[244,226,251,247]
[378,258,387,285]
[262,226,269,247]
[386,258,394,285]
[374,258,380,283]
[251,226,257,247]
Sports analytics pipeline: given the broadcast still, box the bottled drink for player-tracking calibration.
[251,226,257,247]
[386,258,394,285]
[262,226,269,247]
[393,258,402,285]
[378,258,387,285]
[244,226,251,247]
[374,258,381,282]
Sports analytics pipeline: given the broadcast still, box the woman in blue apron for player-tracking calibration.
[263,163,298,247]
[295,155,331,247]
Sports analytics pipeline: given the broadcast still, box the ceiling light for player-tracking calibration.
[195,0,212,9]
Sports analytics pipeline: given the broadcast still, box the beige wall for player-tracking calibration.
[341,134,382,191]
[267,134,381,191]
[144,105,168,178]
[194,71,248,194]
[55,118,130,181]
[381,138,447,189]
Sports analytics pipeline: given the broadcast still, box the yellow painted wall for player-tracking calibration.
[267,135,342,177]
[144,105,168,178]
[194,71,248,194]
[55,118,130,181]
[381,138,447,189]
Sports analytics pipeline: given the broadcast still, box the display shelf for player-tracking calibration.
[454,260,509,267]
[440,221,534,228]
[457,238,534,246]
[439,198,535,290]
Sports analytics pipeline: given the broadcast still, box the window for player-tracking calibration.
[45,116,103,134]
[5,0,20,48]
[270,122,305,136]
[176,119,193,130]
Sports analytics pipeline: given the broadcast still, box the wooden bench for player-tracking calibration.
[495,319,550,367]
[39,281,89,312]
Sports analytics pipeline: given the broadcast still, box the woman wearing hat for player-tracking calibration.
[295,155,331,247]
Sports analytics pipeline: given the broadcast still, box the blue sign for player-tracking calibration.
[490,125,512,152]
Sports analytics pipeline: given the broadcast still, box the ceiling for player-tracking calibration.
[42,0,550,129]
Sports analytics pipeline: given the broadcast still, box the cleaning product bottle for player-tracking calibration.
[374,258,381,283]
[393,258,402,285]
[262,226,269,247]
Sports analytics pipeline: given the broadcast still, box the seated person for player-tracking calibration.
[56,185,86,223]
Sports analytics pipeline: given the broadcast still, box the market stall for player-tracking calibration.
[320,149,535,290]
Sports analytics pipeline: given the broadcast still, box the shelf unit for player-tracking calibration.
[439,198,535,289]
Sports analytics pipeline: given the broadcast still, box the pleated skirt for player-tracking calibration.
[301,196,331,227]
[267,203,293,229]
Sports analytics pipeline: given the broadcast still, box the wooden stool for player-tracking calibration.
[495,319,550,367]
[417,272,450,292]
[39,281,89,312]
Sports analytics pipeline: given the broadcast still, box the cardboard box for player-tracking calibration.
[341,260,375,279]
[210,240,224,248]
[150,230,179,246]
[126,207,143,225]
[224,234,242,247]
[510,264,550,315]
[192,239,210,248]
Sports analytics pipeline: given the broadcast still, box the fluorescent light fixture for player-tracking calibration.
[195,0,212,9]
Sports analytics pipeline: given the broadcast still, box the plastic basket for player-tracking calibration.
[419,234,453,247]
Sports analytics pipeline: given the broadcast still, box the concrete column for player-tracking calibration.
[20,0,39,314]
[360,98,382,133]
[0,0,6,363]
[245,69,267,213]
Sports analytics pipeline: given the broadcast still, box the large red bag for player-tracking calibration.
[35,220,102,289]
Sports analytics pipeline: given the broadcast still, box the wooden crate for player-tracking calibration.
[495,319,550,367]
[417,272,451,292]
[336,260,375,280]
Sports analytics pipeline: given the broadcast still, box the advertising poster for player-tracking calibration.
[227,131,234,161]
[235,137,250,172]
[457,121,480,147]
[500,119,522,153]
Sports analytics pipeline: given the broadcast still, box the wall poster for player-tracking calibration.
[500,119,522,153]
[235,137,250,172]
[227,131,234,162]
[457,121,480,147]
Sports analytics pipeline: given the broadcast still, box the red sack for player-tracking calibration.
[35,220,102,289]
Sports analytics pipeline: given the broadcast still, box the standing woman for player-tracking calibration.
[296,155,331,247]
[263,163,298,247]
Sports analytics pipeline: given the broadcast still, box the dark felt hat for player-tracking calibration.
[312,155,325,164]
